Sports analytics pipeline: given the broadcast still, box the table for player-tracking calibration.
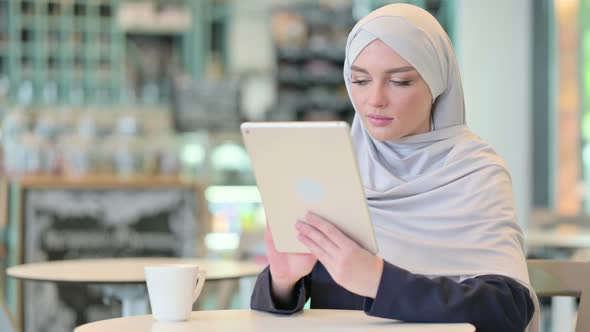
[74,309,475,332]
[7,257,264,317]
[526,229,590,249]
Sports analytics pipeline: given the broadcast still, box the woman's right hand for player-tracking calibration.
[265,225,317,301]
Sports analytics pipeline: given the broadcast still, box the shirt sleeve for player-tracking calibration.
[250,265,310,314]
[364,261,535,332]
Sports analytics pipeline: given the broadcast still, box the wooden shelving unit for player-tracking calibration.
[0,0,222,106]
[0,0,125,105]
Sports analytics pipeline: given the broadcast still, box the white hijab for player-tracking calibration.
[345,4,538,330]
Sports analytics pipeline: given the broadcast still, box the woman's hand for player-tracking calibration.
[265,225,317,302]
[296,212,384,298]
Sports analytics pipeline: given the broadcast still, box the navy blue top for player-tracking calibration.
[251,261,534,332]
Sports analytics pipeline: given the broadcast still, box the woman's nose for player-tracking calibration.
[367,84,388,108]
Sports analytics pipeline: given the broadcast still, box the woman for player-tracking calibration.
[251,4,538,332]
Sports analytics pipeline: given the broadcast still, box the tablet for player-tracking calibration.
[241,121,378,254]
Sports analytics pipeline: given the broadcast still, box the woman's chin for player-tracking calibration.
[367,128,401,141]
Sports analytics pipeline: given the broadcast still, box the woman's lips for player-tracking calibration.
[367,114,394,127]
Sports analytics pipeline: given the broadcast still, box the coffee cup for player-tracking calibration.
[144,264,206,322]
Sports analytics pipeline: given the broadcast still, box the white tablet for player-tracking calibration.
[241,121,378,254]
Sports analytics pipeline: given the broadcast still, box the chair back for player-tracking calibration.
[0,300,16,332]
[528,259,590,332]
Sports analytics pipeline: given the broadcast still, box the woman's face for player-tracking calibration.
[350,39,433,141]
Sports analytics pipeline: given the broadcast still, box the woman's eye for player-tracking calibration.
[351,80,370,86]
[390,80,411,86]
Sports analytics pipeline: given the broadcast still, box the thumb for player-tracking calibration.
[265,224,277,250]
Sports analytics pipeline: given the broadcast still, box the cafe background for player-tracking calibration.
[0,0,588,331]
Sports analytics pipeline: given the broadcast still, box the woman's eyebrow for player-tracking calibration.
[351,65,415,74]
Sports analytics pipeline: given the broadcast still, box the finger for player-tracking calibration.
[297,232,332,264]
[296,220,339,254]
[264,224,279,252]
[305,212,354,247]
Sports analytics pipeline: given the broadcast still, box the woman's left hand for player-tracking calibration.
[296,211,384,299]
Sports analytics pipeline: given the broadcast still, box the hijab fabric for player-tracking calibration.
[345,4,538,330]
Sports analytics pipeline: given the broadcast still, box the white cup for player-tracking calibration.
[144,264,206,322]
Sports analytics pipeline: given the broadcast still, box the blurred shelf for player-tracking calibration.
[0,0,125,105]
[0,0,227,106]
[277,72,343,86]
[18,16,33,27]
[123,29,187,36]
[20,42,36,54]
[8,174,201,189]
[276,47,345,62]
[269,0,454,123]
[270,3,353,122]
[117,1,191,35]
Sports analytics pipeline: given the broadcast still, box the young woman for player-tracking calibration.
[251,4,537,332]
